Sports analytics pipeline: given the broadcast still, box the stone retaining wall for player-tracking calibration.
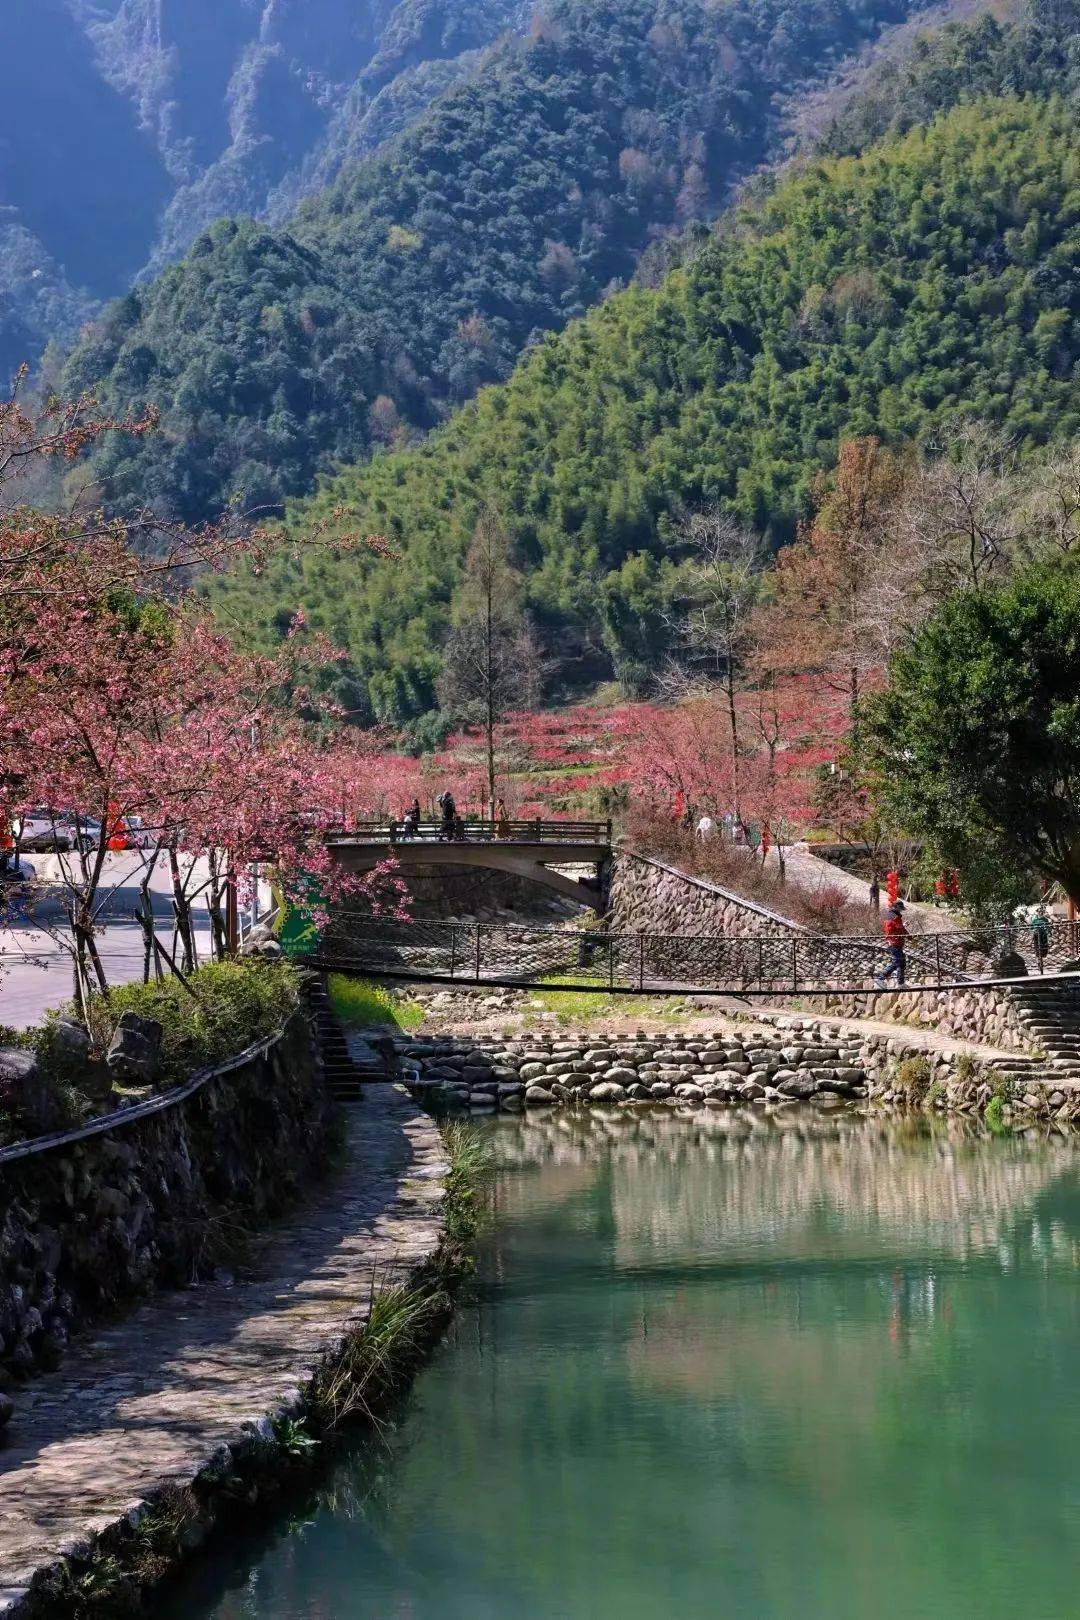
[398,1025,871,1111]
[795,984,1030,1054]
[0,1012,332,1385]
[606,852,799,939]
[395,1019,1080,1125]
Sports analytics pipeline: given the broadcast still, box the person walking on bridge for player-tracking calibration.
[495,798,511,840]
[438,791,456,841]
[874,899,908,988]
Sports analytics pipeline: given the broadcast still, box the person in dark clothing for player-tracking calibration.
[438,791,456,841]
[868,875,880,912]
[1030,904,1050,969]
[401,801,420,839]
[875,900,908,987]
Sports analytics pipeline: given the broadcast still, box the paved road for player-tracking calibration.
[762,843,957,933]
[0,853,269,1030]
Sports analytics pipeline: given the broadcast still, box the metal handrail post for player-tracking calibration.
[791,938,798,994]
[638,933,645,992]
[449,927,457,979]
[608,935,615,990]
[474,923,483,983]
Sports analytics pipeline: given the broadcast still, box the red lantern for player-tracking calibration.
[886,870,900,905]
[107,801,127,851]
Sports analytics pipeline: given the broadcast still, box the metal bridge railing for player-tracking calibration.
[331,818,612,847]
[314,919,1007,994]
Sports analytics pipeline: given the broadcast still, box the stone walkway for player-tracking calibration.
[744,1002,1015,1062]
[0,1086,447,1613]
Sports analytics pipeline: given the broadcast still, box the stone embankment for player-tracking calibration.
[809,983,1028,1053]
[606,851,799,939]
[393,1014,1080,1127]
[399,1024,871,1111]
[0,1012,333,1385]
[0,1086,448,1616]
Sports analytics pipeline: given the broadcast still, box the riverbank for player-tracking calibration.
[0,1086,449,1616]
[368,987,1080,1129]
[158,1108,1080,1620]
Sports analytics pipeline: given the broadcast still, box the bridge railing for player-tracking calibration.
[313,918,1011,993]
[312,907,1080,994]
[330,819,613,846]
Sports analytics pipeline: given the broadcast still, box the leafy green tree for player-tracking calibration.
[63,0,929,524]
[868,559,1080,902]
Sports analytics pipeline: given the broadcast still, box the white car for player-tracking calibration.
[14,810,102,854]
[14,809,74,852]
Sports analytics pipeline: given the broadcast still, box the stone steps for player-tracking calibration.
[1006,983,1080,1086]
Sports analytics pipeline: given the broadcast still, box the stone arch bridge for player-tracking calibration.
[327,819,613,909]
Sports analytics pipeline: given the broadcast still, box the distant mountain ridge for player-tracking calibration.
[59,0,930,524]
[1,0,529,375]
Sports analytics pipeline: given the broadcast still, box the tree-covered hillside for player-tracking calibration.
[207,93,1080,721]
[2,0,529,377]
[816,0,1080,153]
[62,0,929,523]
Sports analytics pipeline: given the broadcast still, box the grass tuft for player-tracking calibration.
[307,1274,445,1431]
[328,975,424,1032]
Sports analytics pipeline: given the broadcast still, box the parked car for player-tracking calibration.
[120,815,156,850]
[14,809,75,852]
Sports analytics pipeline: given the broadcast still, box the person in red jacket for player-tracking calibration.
[875,899,908,987]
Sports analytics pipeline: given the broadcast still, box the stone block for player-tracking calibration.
[106,1014,163,1084]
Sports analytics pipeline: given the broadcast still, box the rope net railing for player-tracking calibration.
[312,916,1065,995]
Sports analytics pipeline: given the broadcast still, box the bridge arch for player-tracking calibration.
[327,822,612,911]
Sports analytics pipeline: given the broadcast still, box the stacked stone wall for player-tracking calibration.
[796,984,1030,1053]
[398,1025,870,1112]
[395,1018,1080,1126]
[606,852,799,940]
[0,1012,331,1383]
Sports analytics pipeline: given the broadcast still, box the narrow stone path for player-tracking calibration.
[0,1086,447,1613]
[748,1004,1014,1062]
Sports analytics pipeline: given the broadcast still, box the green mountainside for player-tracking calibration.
[816,0,1080,153]
[2,0,529,378]
[62,0,928,524]
[208,87,1080,722]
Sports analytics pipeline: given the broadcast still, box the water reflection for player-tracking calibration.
[170,1110,1080,1620]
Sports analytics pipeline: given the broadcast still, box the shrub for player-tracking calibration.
[87,959,301,1087]
[624,805,880,934]
[891,1055,932,1100]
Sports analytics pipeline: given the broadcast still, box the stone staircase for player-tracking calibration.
[998,979,1080,1089]
[304,976,395,1103]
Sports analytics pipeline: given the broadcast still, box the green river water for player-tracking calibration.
[170,1109,1080,1620]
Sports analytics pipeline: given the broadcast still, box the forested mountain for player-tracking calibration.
[60,0,930,522]
[816,0,1080,151]
[1,0,530,378]
[207,90,1080,721]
